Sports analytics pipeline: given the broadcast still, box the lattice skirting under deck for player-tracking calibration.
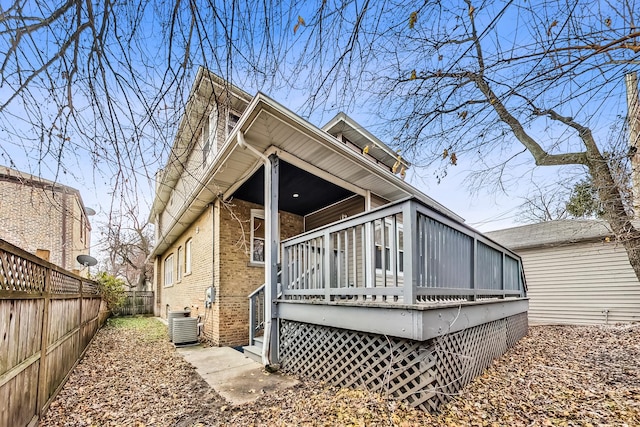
[279,312,528,412]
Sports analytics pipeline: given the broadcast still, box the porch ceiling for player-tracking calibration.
[232,161,354,216]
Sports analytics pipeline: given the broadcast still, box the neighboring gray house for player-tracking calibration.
[487,220,640,325]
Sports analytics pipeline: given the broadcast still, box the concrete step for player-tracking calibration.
[254,335,264,346]
[243,344,262,363]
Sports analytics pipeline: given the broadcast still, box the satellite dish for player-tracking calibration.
[85,207,96,216]
[77,254,97,267]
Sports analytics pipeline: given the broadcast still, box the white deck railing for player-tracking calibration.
[281,198,525,304]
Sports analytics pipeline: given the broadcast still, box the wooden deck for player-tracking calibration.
[249,197,528,412]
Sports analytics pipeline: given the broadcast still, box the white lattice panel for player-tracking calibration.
[280,313,528,412]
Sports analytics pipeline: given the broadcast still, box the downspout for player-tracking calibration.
[237,132,274,366]
[238,130,268,161]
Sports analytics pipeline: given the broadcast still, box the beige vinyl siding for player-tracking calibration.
[304,195,365,231]
[160,103,248,239]
[370,193,389,208]
[519,241,640,325]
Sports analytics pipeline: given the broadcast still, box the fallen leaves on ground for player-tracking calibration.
[39,318,640,426]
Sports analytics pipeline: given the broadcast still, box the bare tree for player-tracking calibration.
[284,0,640,279]
[2,1,640,281]
[101,204,153,290]
[0,0,295,205]
[517,186,569,223]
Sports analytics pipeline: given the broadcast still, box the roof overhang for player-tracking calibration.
[149,68,253,222]
[149,92,462,258]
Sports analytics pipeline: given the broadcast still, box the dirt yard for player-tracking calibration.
[39,317,640,426]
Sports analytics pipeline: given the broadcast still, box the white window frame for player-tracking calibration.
[250,210,265,264]
[209,108,218,156]
[185,239,192,275]
[177,246,183,282]
[164,254,174,287]
[375,220,404,275]
[202,118,211,168]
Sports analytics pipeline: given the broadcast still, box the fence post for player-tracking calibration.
[36,267,51,417]
[78,278,83,355]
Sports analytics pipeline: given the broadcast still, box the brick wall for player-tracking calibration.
[0,180,90,271]
[217,198,303,347]
[157,197,304,347]
[159,205,216,340]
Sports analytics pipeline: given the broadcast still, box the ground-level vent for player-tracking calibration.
[172,317,198,345]
[279,312,528,413]
[167,310,191,342]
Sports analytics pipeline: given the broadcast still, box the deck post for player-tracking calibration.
[470,238,477,301]
[324,230,332,301]
[264,153,279,364]
[501,252,506,298]
[402,200,417,304]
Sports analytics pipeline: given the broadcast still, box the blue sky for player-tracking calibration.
[0,0,637,255]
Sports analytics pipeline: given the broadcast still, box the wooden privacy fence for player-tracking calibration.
[0,239,103,427]
[113,291,154,316]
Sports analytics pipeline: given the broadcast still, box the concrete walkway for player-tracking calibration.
[177,345,299,405]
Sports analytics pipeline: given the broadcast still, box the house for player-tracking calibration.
[149,68,528,412]
[0,166,92,274]
[487,220,640,325]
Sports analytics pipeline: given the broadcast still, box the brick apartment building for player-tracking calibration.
[0,166,92,273]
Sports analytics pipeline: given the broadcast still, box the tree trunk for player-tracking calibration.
[587,151,640,282]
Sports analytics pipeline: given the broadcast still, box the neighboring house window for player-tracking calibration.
[227,111,240,136]
[79,214,85,243]
[375,221,404,274]
[185,239,192,274]
[177,246,183,282]
[164,254,174,287]
[251,210,265,263]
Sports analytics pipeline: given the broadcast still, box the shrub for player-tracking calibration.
[93,271,126,311]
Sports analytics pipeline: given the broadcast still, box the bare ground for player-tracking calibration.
[39,318,640,426]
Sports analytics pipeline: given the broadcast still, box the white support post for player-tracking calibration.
[262,154,279,366]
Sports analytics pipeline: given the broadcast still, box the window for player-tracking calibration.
[79,214,85,243]
[164,254,174,287]
[177,246,183,282]
[202,119,211,167]
[375,221,404,274]
[185,239,192,275]
[250,210,265,263]
[227,111,240,136]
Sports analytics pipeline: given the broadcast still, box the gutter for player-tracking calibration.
[238,130,274,367]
